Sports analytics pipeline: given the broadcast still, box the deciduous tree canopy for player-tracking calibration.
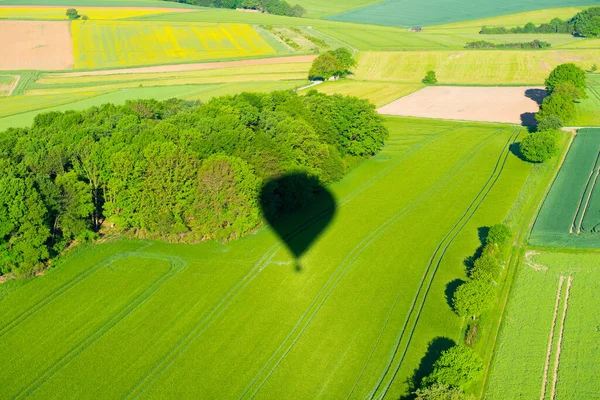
[0,91,387,276]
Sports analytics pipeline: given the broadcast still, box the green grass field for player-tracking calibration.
[354,50,600,84]
[0,117,532,399]
[0,0,196,7]
[325,0,600,28]
[530,129,600,248]
[571,75,600,126]
[486,250,600,399]
[292,0,381,19]
[300,81,423,107]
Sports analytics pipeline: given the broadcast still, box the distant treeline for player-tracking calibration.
[480,7,600,37]
[0,91,388,276]
[164,0,306,17]
[465,40,551,49]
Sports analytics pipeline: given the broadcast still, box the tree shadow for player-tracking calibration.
[509,142,528,161]
[525,88,547,106]
[520,112,538,128]
[401,337,457,399]
[260,173,336,272]
[446,278,466,310]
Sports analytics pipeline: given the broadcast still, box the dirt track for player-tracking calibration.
[378,86,545,124]
[49,55,317,77]
[0,21,73,70]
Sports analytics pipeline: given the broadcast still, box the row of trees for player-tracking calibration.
[480,7,600,37]
[522,63,587,163]
[464,40,551,49]
[0,91,388,276]
[308,48,356,81]
[165,0,306,17]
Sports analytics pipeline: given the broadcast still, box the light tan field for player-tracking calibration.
[378,86,545,124]
[0,21,73,70]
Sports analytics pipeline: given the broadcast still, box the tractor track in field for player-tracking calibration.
[550,277,572,400]
[241,127,502,399]
[570,151,600,234]
[13,253,186,399]
[123,125,463,398]
[370,126,521,400]
[0,243,153,339]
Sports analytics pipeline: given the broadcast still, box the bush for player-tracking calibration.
[422,345,484,390]
[537,115,563,131]
[487,223,511,246]
[536,92,575,123]
[470,252,500,282]
[66,8,79,19]
[453,279,495,318]
[414,382,474,400]
[81,14,89,20]
[545,63,587,94]
[520,131,559,163]
[422,70,438,84]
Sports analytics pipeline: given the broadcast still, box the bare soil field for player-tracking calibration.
[378,86,545,124]
[0,21,73,70]
[50,55,317,77]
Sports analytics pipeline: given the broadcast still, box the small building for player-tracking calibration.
[410,27,422,32]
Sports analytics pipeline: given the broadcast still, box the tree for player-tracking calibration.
[308,48,356,81]
[423,70,438,84]
[469,252,500,282]
[415,383,475,400]
[553,81,586,100]
[453,279,495,318]
[544,63,587,94]
[572,7,600,37]
[536,92,576,123]
[520,131,559,163]
[486,223,511,246]
[66,8,79,19]
[537,115,563,131]
[422,345,484,389]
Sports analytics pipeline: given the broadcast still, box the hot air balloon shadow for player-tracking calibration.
[259,173,336,272]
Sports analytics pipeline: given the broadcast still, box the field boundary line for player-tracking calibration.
[241,126,498,399]
[550,276,572,400]
[6,74,20,97]
[370,126,521,400]
[481,131,575,399]
[540,276,565,400]
[13,254,186,399]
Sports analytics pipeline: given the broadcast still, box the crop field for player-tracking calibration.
[486,251,600,398]
[0,74,17,96]
[292,0,381,19]
[300,81,423,107]
[0,117,532,399]
[354,50,600,85]
[71,21,276,69]
[0,6,186,20]
[0,0,197,7]
[571,75,600,126]
[530,129,600,248]
[325,0,600,28]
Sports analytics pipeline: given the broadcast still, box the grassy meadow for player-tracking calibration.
[0,117,533,398]
[0,6,180,20]
[300,81,424,107]
[354,50,600,85]
[486,251,600,399]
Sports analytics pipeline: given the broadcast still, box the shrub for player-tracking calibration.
[592,64,598,73]
[536,92,575,123]
[66,8,79,19]
[470,252,500,282]
[423,70,438,84]
[537,115,563,131]
[81,14,89,20]
[520,131,559,163]
[487,223,511,246]
[422,345,484,389]
[453,279,495,318]
[414,382,474,400]
[545,63,587,94]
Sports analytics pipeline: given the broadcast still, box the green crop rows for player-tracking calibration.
[325,0,600,28]
[486,251,600,399]
[0,117,531,399]
[530,129,600,248]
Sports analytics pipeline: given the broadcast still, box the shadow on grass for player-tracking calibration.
[509,142,528,162]
[260,173,336,272]
[401,336,457,399]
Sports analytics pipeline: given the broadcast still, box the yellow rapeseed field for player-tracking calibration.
[0,7,176,20]
[71,21,277,69]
